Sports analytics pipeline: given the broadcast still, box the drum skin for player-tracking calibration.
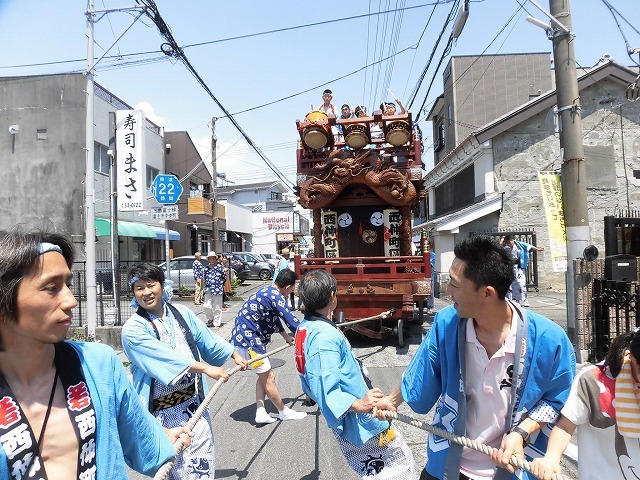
[385,120,410,146]
[304,126,330,149]
[344,124,370,149]
[303,110,330,149]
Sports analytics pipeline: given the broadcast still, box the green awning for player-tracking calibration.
[95,218,157,239]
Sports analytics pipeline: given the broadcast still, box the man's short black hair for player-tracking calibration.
[128,263,165,289]
[323,89,332,95]
[274,268,297,288]
[453,236,515,299]
[341,104,350,110]
[298,270,337,312]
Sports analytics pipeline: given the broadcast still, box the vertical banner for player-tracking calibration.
[116,110,146,211]
[538,172,567,272]
[383,208,401,256]
[321,210,339,258]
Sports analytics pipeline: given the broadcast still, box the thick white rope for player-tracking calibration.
[379,410,565,480]
[152,343,292,480]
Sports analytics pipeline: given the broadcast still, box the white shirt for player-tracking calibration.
[461,311,517,479]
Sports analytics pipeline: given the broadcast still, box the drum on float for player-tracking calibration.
[302,110,331,150]
[384,120,411,147]
[343,123,370,149]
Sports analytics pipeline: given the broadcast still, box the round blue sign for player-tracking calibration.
[151,174,183,205]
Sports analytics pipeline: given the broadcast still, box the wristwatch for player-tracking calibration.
[510,426,531,446]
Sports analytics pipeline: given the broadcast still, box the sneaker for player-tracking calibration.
[522,299,530,307]
[206,320,214,327]
[278,407,307,421]
[255,408,276,424]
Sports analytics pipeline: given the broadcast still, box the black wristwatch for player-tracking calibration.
[510,426,531,446]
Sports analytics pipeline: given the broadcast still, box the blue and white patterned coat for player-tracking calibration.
[192,259,205,280]
[204,264,225,295]
[230,285,300,354]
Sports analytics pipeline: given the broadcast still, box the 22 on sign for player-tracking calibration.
[156,182,176,199]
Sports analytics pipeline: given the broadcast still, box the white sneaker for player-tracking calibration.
[255,408,276,424]
[278,407,307,421]
[522,299,530,307]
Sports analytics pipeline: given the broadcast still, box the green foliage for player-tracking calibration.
[178,284,191,296]
[68,331,98,342]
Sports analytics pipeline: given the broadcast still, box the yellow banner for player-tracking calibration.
[538,172,567,272]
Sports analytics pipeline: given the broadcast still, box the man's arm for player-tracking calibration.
[373,386,404,418]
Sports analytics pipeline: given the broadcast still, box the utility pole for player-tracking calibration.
[85,0,97,337]
[211,117,218,253]
[549,0,590,349]
[108,112,121,326]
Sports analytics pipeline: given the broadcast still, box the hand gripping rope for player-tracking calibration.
[377,410,567,480]
[152,343,293,480]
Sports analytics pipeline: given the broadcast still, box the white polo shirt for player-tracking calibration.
[460,310,518,479]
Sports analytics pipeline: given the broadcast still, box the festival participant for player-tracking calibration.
[375,235,575,480]
[230,269,307,425]
[0,231,190,479]
[122,262,247,480]
[295,269,416,479]
[192,251,205,305]
[318,89,339,142]
[382,100,407,115]
[318,89,336,116]
[531,330,640,480]
[502,235,544,308]
[203,251,227,328]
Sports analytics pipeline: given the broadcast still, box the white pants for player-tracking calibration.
[507,267,527,302]
[203,292,223,326]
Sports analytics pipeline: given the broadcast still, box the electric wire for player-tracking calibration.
[406,0,460,111]
[135,0,294,191]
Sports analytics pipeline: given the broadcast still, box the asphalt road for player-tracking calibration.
[126,281,577,480]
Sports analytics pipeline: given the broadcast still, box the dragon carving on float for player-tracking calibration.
[299,149,417,209]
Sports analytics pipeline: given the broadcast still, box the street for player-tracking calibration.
[126,281,577,479]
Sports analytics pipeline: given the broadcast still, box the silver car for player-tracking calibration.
[232,252,275,281]
[261,252,288,268]
[158,256,236,292]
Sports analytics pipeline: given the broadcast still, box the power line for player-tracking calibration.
[0,2,444,71]
[406,0,460,111]
[135,0,294,191]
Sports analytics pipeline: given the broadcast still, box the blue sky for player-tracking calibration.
[1,1,638,188]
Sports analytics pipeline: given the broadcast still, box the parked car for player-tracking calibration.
[261,252,288,268]
[158,255,237,292]
[221,253,251,284]
[232,252,275,281]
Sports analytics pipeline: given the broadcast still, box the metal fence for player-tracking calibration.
[591,279,639,362]
[469,229,539,291]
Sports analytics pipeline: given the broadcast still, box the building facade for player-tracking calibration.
[421,58,640,291]
[0,73,178,265]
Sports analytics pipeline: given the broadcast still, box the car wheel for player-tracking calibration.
[259,269,272,281]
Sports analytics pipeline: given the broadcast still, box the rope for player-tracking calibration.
[152,343,292,480]
[378,410,566,480]
[336,309,393,328]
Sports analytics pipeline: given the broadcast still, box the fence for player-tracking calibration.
[469,229,539,291]
[72,260,192,328]
[574,258,640,362]
[591,279,639,361]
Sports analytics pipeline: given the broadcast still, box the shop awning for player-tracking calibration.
[150,225,180,241]
[95,218,156,239]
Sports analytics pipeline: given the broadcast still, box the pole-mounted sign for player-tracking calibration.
[151,174,183,205]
